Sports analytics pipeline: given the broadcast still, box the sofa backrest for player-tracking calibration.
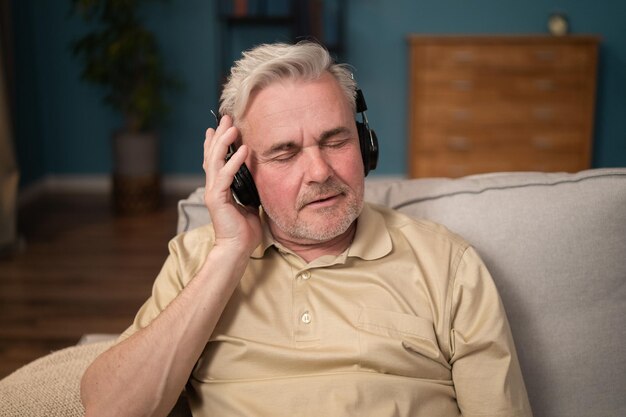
[177,169,626,417]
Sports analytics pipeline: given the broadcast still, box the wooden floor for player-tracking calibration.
[0,191,188,379]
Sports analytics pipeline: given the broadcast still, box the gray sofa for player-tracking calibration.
[2,168,625,417]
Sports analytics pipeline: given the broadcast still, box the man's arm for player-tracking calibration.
[449,246,533,417]
[80,116,262,417]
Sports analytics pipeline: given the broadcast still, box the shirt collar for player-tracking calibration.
[250,203,392,261]
[347,203,392,260]
[251,210,277,259]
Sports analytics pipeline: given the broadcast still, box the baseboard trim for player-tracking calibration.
[163,175,204,194]
[19,174,206,207]
[19,174,404,207]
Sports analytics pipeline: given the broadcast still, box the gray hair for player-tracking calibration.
[219,41,357,123]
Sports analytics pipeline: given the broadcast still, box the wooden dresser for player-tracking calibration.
[407,35,599,178]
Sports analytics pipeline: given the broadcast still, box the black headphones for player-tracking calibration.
[227,88,379,208]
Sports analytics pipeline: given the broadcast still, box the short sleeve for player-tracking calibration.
[449,246,533,417]
[118,227,215,342]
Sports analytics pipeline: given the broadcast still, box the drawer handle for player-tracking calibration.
[448,164,469,178]
[452,109,472,121]
[453,50,475,63]
[531,136,554,150]
[535,49,556,61]
[451,79,473,91]
[533,107,554,120]
[447,136,472,151]
[535,79,555,91]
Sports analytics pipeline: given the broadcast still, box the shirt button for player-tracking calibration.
[299,271,311,280]
[301,311,312,324]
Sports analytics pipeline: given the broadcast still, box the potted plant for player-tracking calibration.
[70,0,178,214]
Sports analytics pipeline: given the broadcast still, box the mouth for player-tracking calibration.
[301,193,343,209]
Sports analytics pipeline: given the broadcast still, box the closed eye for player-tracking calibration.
[322,137,351,149]
[318,126,354,149]
[262,142,300,163]
[272,150,298,162]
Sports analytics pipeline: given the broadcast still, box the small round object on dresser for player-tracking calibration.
[548,12,569,36]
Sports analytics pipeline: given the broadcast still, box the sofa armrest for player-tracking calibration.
[0,340,192,417]
[0,341,113,417]
[177,187,209,235]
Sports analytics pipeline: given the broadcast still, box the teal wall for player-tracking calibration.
[11,0,626,187]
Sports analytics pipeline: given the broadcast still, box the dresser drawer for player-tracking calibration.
[411,150,586,178]
[413,128,588,153]
[413,41,596,72]
[414,100,589,127]
[413,71,592,102]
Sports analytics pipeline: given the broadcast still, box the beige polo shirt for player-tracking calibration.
[121,203,532,417]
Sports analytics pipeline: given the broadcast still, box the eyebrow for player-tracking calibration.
[261,126,352,158]
[318,126,351,143]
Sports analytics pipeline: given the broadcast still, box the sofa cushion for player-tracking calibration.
[177,169,626,417]
[0,341,113,417]
[365,168,626,417]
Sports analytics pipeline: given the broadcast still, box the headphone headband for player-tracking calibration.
[356,89,368,113]
[355,88,379,175]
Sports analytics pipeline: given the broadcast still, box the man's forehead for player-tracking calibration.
[247,74,351,114]
[240,76,354,142]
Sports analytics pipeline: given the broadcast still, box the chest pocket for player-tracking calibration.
[356,307,452,381]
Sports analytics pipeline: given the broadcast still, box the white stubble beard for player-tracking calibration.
[262,177,364,243]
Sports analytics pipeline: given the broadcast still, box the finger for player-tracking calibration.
[215,144,249,191]
[203,126,241,199]
[213,126,239,164]
[204,145,249,210]
[223,144,248,174]
[204,115,231,159]
[208,115,233,156]
[216,114,233,135]
[204,127,216,165]
[205,118,237,166]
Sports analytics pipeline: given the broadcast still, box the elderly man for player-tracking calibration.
[81,41,532,417]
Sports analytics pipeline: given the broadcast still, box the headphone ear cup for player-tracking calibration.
[230,162,261,208]
[357,121,379,176]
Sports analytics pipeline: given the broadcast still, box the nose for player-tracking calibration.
[304,147,333,184]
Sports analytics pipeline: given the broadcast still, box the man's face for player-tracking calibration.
[239,72,365,245]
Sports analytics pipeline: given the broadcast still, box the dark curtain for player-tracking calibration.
[0,0,18,252]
